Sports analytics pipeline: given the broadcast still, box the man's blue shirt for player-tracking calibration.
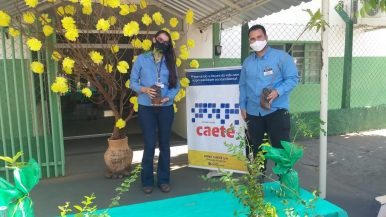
[239,47,299,116]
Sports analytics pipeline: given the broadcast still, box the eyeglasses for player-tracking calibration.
[156,37,170,45]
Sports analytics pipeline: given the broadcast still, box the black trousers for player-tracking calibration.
[246,109,291,169]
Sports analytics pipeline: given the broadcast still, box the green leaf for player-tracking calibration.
[0,156,14,163]
[73,205,83,212]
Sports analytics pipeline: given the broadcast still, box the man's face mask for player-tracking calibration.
[154,40,170,54]
[249,40,267,52]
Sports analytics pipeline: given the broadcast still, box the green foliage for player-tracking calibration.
[58,165,141,217]
[0,152,26,168]
[359,0,386,17]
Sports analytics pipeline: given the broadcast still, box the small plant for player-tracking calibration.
[58,165,141,217]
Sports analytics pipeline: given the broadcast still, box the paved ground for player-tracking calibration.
[30,130,386,217]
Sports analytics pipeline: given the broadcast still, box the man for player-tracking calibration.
[239,24,299,164]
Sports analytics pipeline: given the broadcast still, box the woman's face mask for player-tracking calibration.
[249,40,267,52]
[154,40,170,54]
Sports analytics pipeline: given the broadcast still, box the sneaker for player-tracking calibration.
[142,186,153,194]
[159,184,171,193]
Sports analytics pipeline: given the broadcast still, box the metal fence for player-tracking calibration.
[218,23,386,113]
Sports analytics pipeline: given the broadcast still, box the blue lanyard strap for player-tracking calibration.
[156,56,164,83]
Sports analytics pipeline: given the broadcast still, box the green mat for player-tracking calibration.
[68,182,348,217]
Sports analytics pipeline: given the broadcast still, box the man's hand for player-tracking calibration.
[160,97,169,104]
[141,87,157,98]
[267,89,279,104]
[241,109,247,121]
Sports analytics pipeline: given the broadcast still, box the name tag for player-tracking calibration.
[263,68,273,76]
[155,82,165,88]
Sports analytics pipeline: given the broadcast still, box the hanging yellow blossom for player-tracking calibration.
[82,6,92,15]
[185,9,194,25]
[119,4,130,16]
[8,28,20,37]
[0,11,11,27]
[96,19,110,31]
[132,55,138,63]
[115,118,126,129]
[174,89,186,102]
[27,37,42,51]
[169,18,178,28]
[57,6,65,16]
[105,64,113,73]
[62,57,75,74]
[152,12,164,25]
[65,28,79,41]
[51,51,62,61]
[125,80,130,88]
[173,103,178,113]
[51,77,69,94]
[123,21,139,37]
[176,58,181,67]
[162,27,170,33]
[111,44,119,53]
[64,5,76,15]
[23,12,36,24]
[179,45,189,60]
[43,25,54,37]
[130,96,138,112]
[129,4,137,12]
[142,39,152,51]
[82,87,92,98]
[107,0,121,8]
[108,16,117,25]
[80,0,92,7]
[117,61,129,73]
[141,13,152,26]
[171,31,180,41]
[131,38,142,49]
[187,39,195,48]
[140,0,147,9]
[190,59,199,69]
[31,61,44,74]
[61,17,76,30]
[89,51,104,65]
[180,77,190,88]
[25,0,38,8]
[39,14,52,25]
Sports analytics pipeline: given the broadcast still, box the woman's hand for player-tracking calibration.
[141,87,157,98]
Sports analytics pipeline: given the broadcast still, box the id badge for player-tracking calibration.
[263,68,273,76]
[155,82,165,88]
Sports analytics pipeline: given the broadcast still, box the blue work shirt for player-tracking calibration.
[239,47,299,116]
[130,52,180,106]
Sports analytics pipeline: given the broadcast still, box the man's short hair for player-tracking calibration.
[248,24,267,36]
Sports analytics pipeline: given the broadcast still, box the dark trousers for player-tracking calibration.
[246,109,291,170]
[138,105,174,187]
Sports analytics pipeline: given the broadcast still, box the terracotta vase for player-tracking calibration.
[104,137,133,178]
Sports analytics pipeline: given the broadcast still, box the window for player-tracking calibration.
[269,42,322,84]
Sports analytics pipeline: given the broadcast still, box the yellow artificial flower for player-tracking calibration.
[108,0,121,8]
[131,38,142,49]
[171,31,180,41]
[23,12,36,24]
[173,103,178,113]
[82,6,92,15]
[8,28,20,37]
[152,12,164,25]
[57,6,65,16]
[51,77,69,94]
[125,80,130,88]
[129,96,137,104]
[82,87,92,98]
[176,58,181,67]
[69,0,78,2]
[187,39,195,49]
[108,16,117,25]
[65,28,79,41]
[123,21,139,37]
[162,27,170,33]
[141,13,152,26]
[0,11,11,27]
[140,0,147,9]
[61,17,76,30]
[179,45,189,60]
[132,55,138,63]
[190,59,199,68]
[51,51,62,61]
[64,5,76,15]
[47,0,57,2]
[105,64,113,73]
[119,4,130,16]
[185,9,194,25]
[62,57,75,74]
[89,51,104,65]
[174,89,186,102]
[96,19,110,32]
[27,37,42,51]
[80,0,92,7]
[142,39,152,51]
[180,77,190,88]
[111,44,119,53]
[115,118,126,129]
[39,13,52,25]
[129,4,137,12]
[117,61,129,73]
[25,0,38,8]
[169,18,178,28]
[43,25,54,37]
[31,61,44,74]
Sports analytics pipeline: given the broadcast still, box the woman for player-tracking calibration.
[130,30,180,194]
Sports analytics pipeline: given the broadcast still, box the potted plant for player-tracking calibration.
[1,0,195,178]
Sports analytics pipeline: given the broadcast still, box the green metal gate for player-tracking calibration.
[0,28,65,179]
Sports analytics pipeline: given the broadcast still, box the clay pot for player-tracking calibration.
[104,137,133,178]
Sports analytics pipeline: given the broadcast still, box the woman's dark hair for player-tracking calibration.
[154,30,177,89]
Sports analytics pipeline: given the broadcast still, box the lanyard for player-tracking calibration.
[155,56,164,83]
